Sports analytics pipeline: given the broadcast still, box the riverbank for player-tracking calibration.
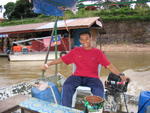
[99,44,150,52]
[1,7,150,26]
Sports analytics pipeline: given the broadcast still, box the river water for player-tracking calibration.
[0,52,150,97]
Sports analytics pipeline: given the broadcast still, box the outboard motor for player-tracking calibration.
[104,73,130,112]
[105,72,129,96]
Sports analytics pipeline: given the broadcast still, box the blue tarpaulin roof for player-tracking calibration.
[32,0,76,16]
[32,0,101,16]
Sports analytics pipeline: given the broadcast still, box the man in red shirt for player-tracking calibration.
[42,31,127,107]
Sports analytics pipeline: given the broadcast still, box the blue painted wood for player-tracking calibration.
[138,91,150,113]
[31,82,61,104]
[20,97,84,113]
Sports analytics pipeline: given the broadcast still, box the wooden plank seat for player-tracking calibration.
[19,97,84,113]
[0,94,29,113]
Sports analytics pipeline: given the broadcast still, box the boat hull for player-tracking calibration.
[8,52,61,62]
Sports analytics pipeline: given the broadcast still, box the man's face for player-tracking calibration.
[79,34,91,49]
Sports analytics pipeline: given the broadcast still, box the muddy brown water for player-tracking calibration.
[0,52,150,97]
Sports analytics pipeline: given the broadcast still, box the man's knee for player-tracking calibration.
[63,83,73,91]
[92,87,104,97]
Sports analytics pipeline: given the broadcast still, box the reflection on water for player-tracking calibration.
[0,52,150,90]
[102,52,150,75]
[125,69,150,96]
[0,58,72,87]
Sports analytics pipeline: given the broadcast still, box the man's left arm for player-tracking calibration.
[106,63,127,82]
[98,50,127,81]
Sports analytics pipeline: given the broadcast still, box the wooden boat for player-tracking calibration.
[9,51,61,61]
[8,36,68,62]
[0,74,139,113]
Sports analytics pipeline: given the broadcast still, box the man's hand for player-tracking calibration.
[120,76,130,82]
[107,64,130,82]
[41,64,49,71]
[120,76,126,82]
[41,58,63,71]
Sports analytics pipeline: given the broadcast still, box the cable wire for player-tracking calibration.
[123,92,129,113]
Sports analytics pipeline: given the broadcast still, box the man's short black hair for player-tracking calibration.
[79,31,91,38]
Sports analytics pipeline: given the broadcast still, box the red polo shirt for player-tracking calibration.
[61,47,110,78]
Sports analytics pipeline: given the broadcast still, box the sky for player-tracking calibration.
[0,0,150,18]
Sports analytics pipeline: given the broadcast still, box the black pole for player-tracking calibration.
[41,16,59,80]
[54,25,58,76]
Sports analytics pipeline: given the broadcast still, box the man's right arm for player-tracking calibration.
[42,58,63,70]
[42,48,75,70]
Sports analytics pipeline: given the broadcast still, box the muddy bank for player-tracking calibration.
[97,44,150,52]
[100,21,150,44]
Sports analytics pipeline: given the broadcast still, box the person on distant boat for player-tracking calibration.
[42,31,127,107]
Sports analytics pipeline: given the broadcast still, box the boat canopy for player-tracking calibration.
[12,36,50,44]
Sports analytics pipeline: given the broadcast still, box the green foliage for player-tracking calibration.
[0,16,58,26]
[63,10,75,19]
[4,2,15,19]
[4,0,37,20]
[38,14,49,18]
[1,7,150,26]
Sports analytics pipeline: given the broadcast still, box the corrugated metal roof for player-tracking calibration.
[36,17,100,30]
[0,17,100,34]
[0,22,48,34]
[36,19,75,30]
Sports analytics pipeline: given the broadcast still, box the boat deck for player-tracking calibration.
[0,53,8,57]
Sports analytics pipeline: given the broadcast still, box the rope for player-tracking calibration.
[64,15,72,51]
[61,38,68,51]
[123,92,129,113]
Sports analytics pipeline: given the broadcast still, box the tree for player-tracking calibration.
[4,2,15,19]
[4,0,37,20]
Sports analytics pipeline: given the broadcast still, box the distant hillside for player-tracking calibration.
[0,7,150,26]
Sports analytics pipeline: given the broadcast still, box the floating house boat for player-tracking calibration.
[0,17,106,61]
[9,36,69,61]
